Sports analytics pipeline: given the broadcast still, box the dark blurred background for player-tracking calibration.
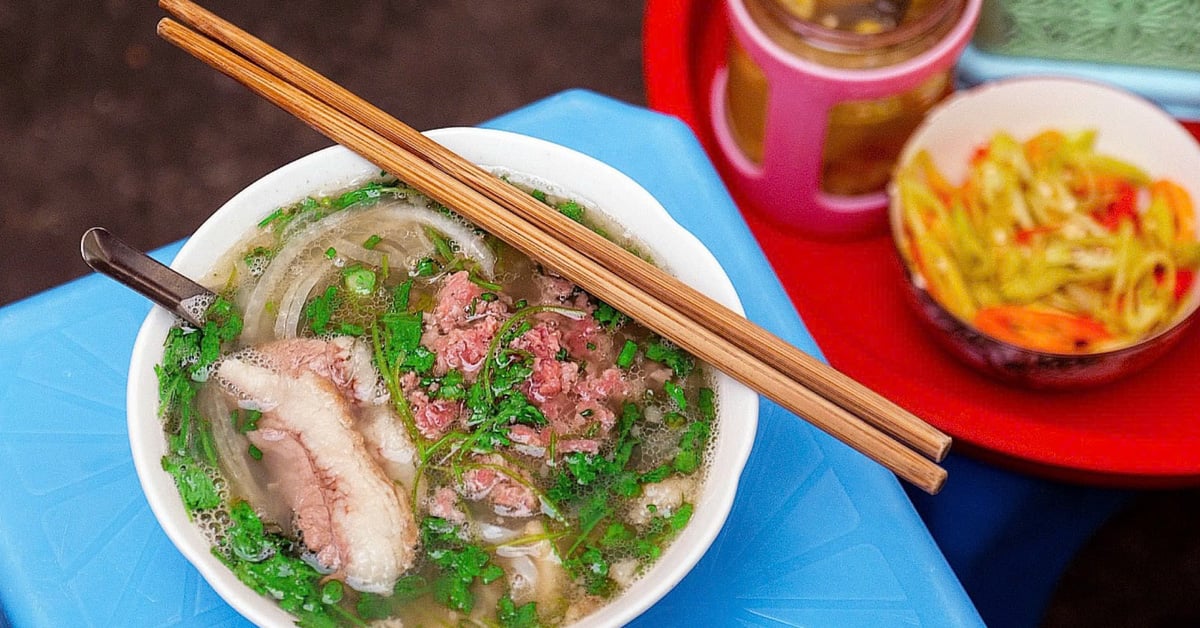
[0,0,644,304]
[1,2,1196,626]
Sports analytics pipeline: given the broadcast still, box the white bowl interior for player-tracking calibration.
[890,76,1200,326]
[127,128,758,627]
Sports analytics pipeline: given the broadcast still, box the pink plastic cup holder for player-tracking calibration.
[712,0,981,238]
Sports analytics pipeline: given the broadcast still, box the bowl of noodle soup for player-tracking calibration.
[127,128,757,626]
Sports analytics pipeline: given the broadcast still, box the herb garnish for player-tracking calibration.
[156,296,242,515]
[421,517,505,613]
[218,501,346,628]
[644,335,695,378]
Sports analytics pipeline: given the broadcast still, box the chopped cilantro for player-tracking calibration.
[362,234,383,250]
[248,444,263,461]
[670,502,695,530]
[563,451,605,486]
[421,517,505,613]
[433,369,466,401]
[564,546,612,596]
[645,336,695,378]
[639,464,673,484]
[304,285,340,335]
[218,502,338,627]
[242,245,274,268]
[497,594,540,628]
[673,449,698,474]
[357,575,428,620]
[325,246,337,260]
[674,420,711,474]
[593,300,628,330]
[161,455,220,511]
[530,189,549,204]
[556,200,584,223]
[377,309,434,375]
[205,296,243,343]
[156,297,242,515]
[459,305,579,454]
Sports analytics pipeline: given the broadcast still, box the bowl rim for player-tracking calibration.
[888,75,1200,360]
[127,127,759,627]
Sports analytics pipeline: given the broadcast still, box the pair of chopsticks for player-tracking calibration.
[155,0,951,494]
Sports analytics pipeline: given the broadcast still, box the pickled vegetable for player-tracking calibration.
[896,130,1200,353]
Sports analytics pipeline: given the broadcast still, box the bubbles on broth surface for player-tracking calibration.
[181,293,215,324]
[190,470,232,548]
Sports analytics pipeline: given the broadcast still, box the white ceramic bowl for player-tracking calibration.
[127,128,758,626]
[888,77,1200,388]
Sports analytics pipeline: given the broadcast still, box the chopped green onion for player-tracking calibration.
[616,339,638,368]
[343,266,377,295]
[320,580,344,604]
[415,257,437,277]
[663,380,686,410]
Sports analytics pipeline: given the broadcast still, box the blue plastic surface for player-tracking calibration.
[906,455,1127,628]
[957,44,1200,121]
[0,90,980,627]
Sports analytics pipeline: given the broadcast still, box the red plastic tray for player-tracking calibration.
[643,0,1200,487]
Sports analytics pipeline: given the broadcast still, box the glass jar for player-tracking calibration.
[726,0,965,197]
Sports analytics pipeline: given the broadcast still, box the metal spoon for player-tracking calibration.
[80,227,215,327]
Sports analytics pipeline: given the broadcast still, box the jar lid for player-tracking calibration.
[765,0,963,53]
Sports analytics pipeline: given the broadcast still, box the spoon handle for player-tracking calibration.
[80,227,215,328]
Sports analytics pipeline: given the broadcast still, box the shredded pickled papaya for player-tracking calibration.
[896,130,1200,353]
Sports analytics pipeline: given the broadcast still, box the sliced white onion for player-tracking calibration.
[476,522,523,544]
[241,200,496,343]
[274,263,329,339]
[242,210,360,344]
[408,209,496,277]
[332,238,385,268]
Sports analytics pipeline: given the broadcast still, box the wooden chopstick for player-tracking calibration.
[158,0,950,465]
[155,12,949,494]
[157,0,945,463]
